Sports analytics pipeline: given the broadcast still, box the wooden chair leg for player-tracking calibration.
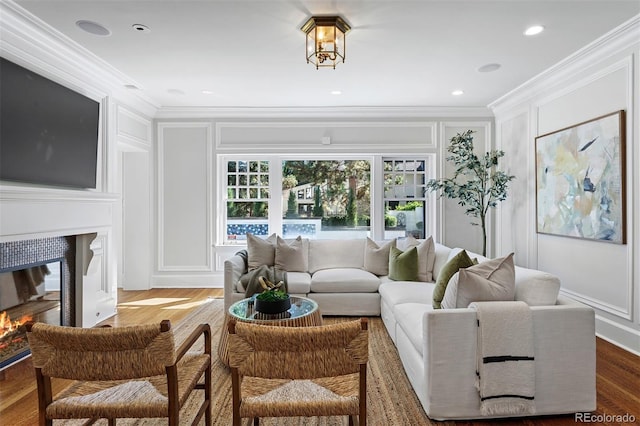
[108,419,116,426]
[253,418,259,426]
[349,415,355,426]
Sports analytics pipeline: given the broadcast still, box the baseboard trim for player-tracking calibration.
[595,315,640,356]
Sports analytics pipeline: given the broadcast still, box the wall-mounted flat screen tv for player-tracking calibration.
[0,57,100,189]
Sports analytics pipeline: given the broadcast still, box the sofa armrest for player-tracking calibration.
[224,254,247,311]
[422,303,596,419]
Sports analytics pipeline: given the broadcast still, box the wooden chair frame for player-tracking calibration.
[228,318,368,426]
[26,320,212,426]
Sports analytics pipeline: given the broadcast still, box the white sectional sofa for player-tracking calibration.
[223,236,596,420]
[224,237,386,315]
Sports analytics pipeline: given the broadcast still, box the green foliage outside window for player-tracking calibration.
[313,186,323,217]
[394,201,423,211]
[346,187,357,227]
[286,191,298,218]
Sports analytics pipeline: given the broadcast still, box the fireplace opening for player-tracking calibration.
[0,258,64,370]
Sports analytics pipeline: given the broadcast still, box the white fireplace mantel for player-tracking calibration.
[1,185,119,327]
[0,185,119,243]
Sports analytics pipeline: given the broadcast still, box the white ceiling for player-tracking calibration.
[14,0,640,110]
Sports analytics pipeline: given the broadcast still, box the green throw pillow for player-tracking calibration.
[388,246,419,281]
[432,250,475,309]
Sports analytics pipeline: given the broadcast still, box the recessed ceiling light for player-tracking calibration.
[124,84,139,90]
[331,90,342,95]
[452,90,464,96]
[132,24,151,33]
[76,20,111,36]
[477,63,501,73]
[524,25,544,36]
[202,90,214,95]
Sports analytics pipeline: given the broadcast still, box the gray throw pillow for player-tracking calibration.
[364,238,395,276]
[441,253,516,309]
[246,233,277,270]
[274,236,308,272]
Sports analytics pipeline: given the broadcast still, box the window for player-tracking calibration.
[225,160,270,242]
[221,155,431,244]
[383,159,428,239]
[281,160,371,239]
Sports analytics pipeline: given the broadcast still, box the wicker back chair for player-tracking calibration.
[26,320,211,426]
[228,318,368,426]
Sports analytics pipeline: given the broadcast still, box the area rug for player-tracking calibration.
[57,299,430,425]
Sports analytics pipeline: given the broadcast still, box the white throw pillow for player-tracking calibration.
[364,238,395,276]
[441,253,515,308]
[246,233,277,270]
[396,236,436,282]
[274,236,308,272]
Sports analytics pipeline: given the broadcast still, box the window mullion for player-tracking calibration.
[372,155,385,240]
[270,157,283,235]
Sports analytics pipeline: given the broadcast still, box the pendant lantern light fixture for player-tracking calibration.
[301,16,351,69]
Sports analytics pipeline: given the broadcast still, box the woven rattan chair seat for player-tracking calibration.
[240,373,360,418]
[46,353,210,419]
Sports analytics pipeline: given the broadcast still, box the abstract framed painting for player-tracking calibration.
[535,110,626,244]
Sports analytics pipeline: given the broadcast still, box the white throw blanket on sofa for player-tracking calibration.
[469,301,536,416]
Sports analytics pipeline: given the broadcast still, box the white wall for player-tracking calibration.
[492,16,640,354]
[116,106,154,291]
[154,123,213,287]
[0,2,156,326]
[153,116,493,287]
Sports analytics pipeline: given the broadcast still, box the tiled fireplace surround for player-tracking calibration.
[0,236,76,326]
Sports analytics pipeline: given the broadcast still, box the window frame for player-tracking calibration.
[381,157,431,240]
[218,154,435,244]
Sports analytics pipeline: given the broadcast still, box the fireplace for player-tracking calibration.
[0,236,76,370]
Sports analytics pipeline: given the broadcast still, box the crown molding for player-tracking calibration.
[154,105,493,120]
[0,0,159,117]
[489,13,640,115]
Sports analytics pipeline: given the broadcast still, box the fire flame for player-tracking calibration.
[0,311,32,340]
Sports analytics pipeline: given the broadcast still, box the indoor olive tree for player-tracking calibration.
[426,130,515,256]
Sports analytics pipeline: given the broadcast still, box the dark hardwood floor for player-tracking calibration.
[0,288,638,426]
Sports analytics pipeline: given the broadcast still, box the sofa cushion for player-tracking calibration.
[432,249,475,309]
[274,236,308,272]
[394,302,433,357]
[246,233,277,270]
[285,271,312,294]
[441,253,516,309]
[389,246,419,281]
[379,281,435,306]
[364,238,394,276]
[397,236,436,282]
[308,239,366,273]
[515,266,561,306]
[311,268,380,293]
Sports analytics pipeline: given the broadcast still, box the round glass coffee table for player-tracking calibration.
[218,296,322,366]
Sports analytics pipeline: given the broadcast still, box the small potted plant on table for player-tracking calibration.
[255,276,291,314]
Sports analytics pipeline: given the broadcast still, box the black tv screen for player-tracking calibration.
[0,57,100,189]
